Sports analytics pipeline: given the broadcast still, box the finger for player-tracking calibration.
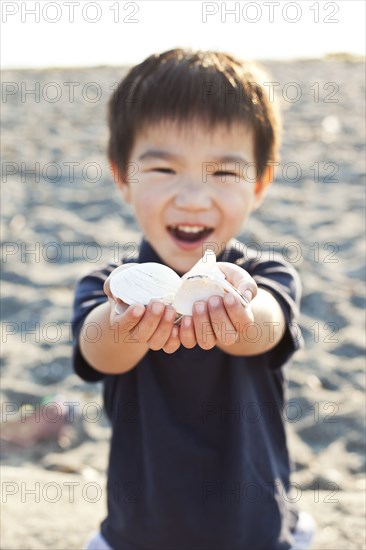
[192,301,216,350]
[223,292,255,326]
[110,297,129,318]
[207,296,238,346]
[179,316,197,349]
[162,326,181,354]
[111,303,146,336]
[147,306,177,351]
[132,301,167,342]
[216,262,257,302]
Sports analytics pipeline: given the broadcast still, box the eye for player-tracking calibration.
[214,171,240,179]
[151,168,176,174]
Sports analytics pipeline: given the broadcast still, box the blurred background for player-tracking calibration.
[1,1,365,548]
[2,0,365,67]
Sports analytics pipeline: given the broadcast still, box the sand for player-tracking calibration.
[1,57,365,549]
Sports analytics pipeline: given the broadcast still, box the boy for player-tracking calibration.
[72,49,315,549]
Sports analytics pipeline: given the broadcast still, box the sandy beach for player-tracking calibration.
[1,57,365,549]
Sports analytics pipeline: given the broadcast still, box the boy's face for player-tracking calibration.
[115,121,271,273]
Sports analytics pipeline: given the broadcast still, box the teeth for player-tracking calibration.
[175,225,208,233]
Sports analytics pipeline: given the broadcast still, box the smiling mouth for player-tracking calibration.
[167,224,214,243]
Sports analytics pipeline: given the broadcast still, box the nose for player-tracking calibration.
[174,181,212,210]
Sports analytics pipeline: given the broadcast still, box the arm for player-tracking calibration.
[79,300,149,375]
[215,287,286,356]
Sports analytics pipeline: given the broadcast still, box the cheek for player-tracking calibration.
[132,189,163,228]
[221,189,254,222]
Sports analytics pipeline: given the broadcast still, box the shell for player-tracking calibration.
[173,276,225,315]
[109,250,249,316]
[181,249,217,278]
[109,262,181,306]
[172,250,249,315]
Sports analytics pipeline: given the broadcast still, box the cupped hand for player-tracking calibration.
[178,262,257,350]
[104,263,181,353]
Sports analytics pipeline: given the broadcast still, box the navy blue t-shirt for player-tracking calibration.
[72,239,303,550]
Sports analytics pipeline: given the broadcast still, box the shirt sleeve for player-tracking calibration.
[71,263,118,382]
[239,253,304,369]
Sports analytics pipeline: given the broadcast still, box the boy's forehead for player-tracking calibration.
[137,118,249,136]
[133,119,255,159]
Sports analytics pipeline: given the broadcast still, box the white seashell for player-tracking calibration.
[173,276,225,315]
[173,250,249,315]
[182,249,217,278]
[110,263,181,306]
[109,250,249,317]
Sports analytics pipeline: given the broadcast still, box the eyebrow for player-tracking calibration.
[137,149,180,162]
[137,149,250,166]
[213,154,250,167]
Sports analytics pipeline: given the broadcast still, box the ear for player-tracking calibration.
[252,164,274,210]
[110,162,131,203]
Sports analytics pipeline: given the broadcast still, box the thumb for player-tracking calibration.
[216,262,257,303]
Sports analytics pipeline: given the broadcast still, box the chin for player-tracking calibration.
[165,253,199,275]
